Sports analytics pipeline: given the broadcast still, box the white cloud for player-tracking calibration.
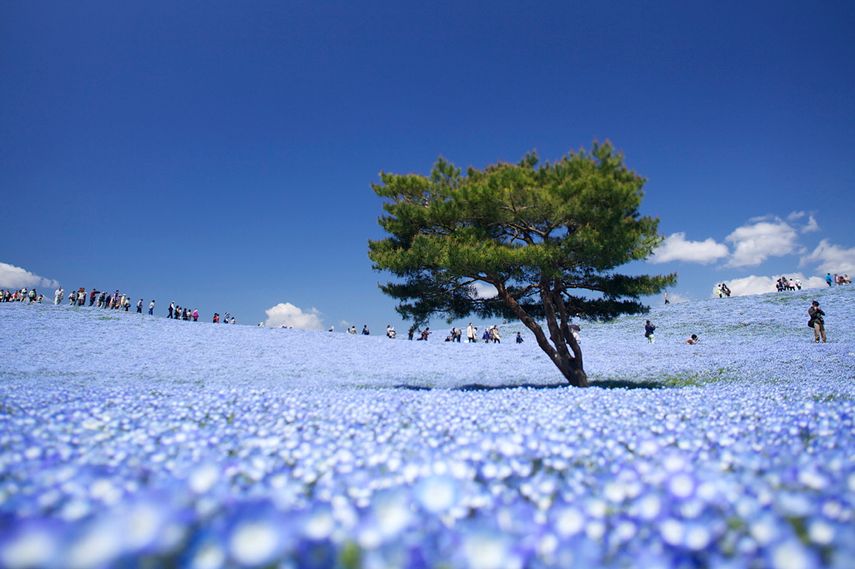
[651,233,729,264]
[801,215,819,234]
[801,239,855,274]
[712,273,826,297]
[725,219,799,267]
[471,282,498,299]
[264,302,324,330]
[786,211,820,233]
[0,261,59,290]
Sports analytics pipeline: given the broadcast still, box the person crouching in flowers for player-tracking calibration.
[686,334,699,345]
[808,300,827,343]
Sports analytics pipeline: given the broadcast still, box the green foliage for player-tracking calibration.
[369,142,677,385]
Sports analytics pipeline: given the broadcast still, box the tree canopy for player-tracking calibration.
[368,142,676,386]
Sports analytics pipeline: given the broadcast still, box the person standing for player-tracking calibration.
[467,323,476,343]
[168,302,174,319]
[808,301,827,343]
[515,331,524,344]
[825,273,833,287]
[54,287,63,305]
[644,320,656,343]
[148,300,155,315]
[362,325,370,335]
[137,299,143,313]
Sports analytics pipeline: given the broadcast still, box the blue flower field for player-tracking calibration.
[1,287,853,568]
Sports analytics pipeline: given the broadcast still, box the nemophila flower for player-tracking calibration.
[301,505,335,541]
[66,518,125,569]
[0,521,60,569]
[368,490,413,539]
[115,495,170,553]
[414,475,459,515]
[551,505,585,537]
[454,526,518,569]
[225,508,289,567]
[1,289,854,566]
[768,539,820,569]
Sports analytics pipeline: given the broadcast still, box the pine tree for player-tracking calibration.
[369,142,676,386]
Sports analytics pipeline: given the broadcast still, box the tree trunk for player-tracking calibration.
[547,342,588,386]
[497,283,588,387]
[556,357,588,387]
[552,285,587,387]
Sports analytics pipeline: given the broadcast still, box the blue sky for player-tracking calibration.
[2,1,854,330]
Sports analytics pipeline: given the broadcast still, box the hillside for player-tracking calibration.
[2,285,853,390]
[0,287,853,568]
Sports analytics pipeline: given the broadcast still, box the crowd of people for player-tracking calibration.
[0,288,43,303]
[826,273,851,286]
[776,277,802,292]
[0,285,237,325]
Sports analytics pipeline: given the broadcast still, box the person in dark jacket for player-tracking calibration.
[808,301,827,343]
[644,320,656,343]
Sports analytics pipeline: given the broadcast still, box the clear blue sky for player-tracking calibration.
[2,1,854,330]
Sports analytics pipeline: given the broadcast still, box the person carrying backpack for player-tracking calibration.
[808,301,827,343]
